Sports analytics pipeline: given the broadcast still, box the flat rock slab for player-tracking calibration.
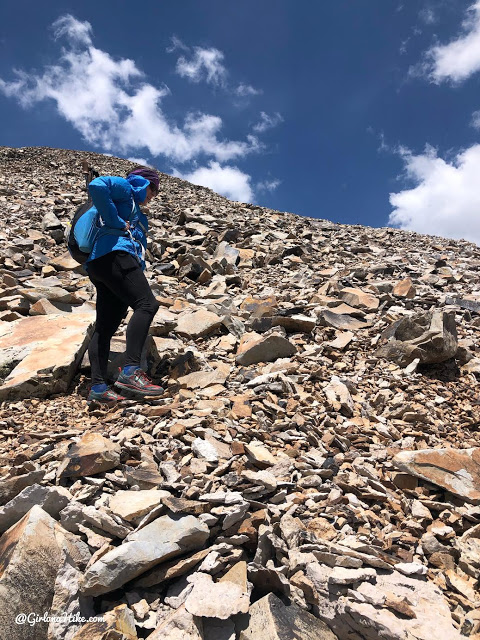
[134,547,212,588]
[0,469,45,506]
[176,309,223,339]
[240,295,278,318]
[236,332,296,366]
[57,432,121,479]
[108,489,170,523]
[393,448,480,504]
[0,506,66,640]
[81,514,209,596]
[338,287,380,311]
[178,366,229,390]
[185,571,250,619]
[0,484,71,532]
[319,310,370,331]
[239,592,337,640]
[0,313,94,400]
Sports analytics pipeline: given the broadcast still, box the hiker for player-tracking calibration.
[85,167,164,404]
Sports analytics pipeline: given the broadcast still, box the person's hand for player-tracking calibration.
[124,221,131,232]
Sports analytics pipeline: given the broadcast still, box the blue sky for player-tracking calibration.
[2,1,480,243]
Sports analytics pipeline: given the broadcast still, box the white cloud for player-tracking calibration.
[422,1,480,83]
[175,46,227,86]
[419,7,437,25]
[0,15,261,164]
[235,83,261,97]
[389,144,480,245]
[166,35,189,54]
[471,109,480,128]
[257,178,281,192]
[252,111,283,133]
[174,161,254,202]
[53,14,92,45]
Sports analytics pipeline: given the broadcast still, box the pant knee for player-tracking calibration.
[135,297,159,318]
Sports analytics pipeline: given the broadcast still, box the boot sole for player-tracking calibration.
[114,382,165,398]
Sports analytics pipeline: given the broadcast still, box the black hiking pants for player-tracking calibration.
[87,250,159,385]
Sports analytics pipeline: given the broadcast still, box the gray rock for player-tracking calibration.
[239,592,337,640]
[81,514,209,596]
[0,506,66,640]
[0,484,71,532]
[149,605,204,640]
[312,568,459,640]
[184,572,249,619]
[0,469,45,506]
[376,310,458,366]
[59,502,131,539]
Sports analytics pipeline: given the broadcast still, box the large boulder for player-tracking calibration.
[308,564,459,640]
[57,433,121,479]
[0,506,67,640]
[375,310,457,366]
[0,313,94,399]
[393,448,480,504]
[239,592,336,640]
[80,514,209,596]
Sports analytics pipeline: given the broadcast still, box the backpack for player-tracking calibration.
[66,162,100,264]
[66,162,138,264]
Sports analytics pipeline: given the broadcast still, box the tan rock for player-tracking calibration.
[50,251,81,271]
[324,376,354,417]
[176,309,223,339]
[57,433,121,479]
[393,277,416,298]
[307,517,337,542]
[178,365,229,389]
[134,547,211,588]
[219,560,248,591]
[236,332,296,366]
[108,490,170,523]
[240,295,277,318]
[71,604,137,640]
[324,331,354,351]
[230,393,253,417]
[0,313,94,400]
[244,442,276,468]
[0,506,66,640]
[393,448,480,503]
[338,287,380,311]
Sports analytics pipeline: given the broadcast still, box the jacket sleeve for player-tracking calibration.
[88,176,130,230]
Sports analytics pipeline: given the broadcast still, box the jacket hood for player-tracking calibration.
[126,174,149,203]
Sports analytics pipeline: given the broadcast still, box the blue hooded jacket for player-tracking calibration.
[85,175,150,270]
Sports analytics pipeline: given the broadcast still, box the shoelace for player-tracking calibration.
[135,370,154,386]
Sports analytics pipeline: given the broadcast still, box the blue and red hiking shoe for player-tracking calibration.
[114,368,165,397]
[88,386,126,405]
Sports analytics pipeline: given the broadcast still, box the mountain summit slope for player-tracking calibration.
[0,146,478,639]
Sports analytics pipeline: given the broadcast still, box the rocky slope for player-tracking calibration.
[0,146,480,640]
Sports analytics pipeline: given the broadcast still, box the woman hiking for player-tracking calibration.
[85,166,164,405]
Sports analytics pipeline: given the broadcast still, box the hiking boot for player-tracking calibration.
[115,368,165,397]
[88,387,126,405]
